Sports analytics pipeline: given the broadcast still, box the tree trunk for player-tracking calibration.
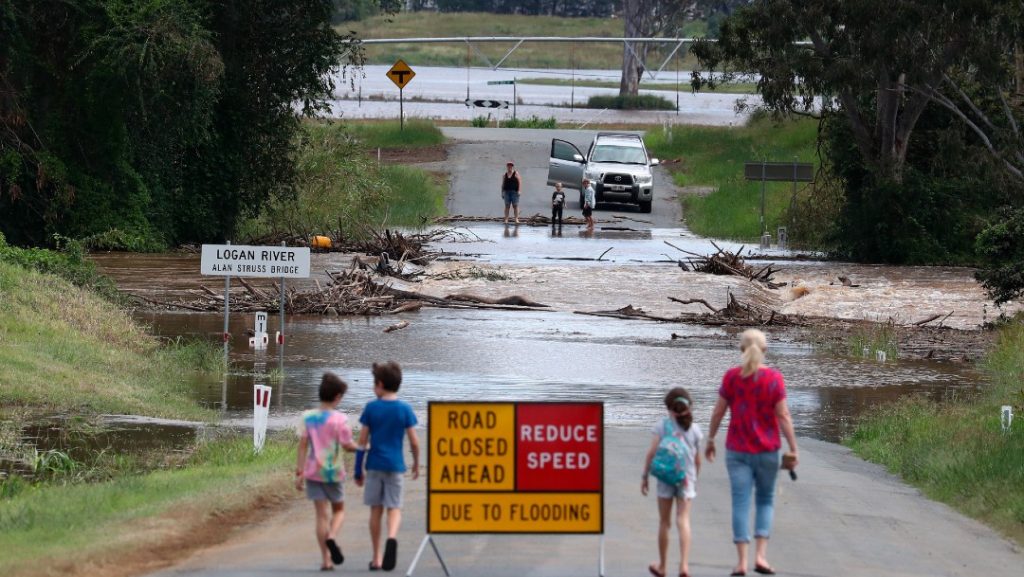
[1016,41,1023,103]
[619,0,644,97]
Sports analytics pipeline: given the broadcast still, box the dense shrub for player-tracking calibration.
[586,94,675,110]
[500,116,557,129]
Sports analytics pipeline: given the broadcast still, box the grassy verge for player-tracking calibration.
[237,120,447,240]
[343,12,705,70]
[846,321,1024,545]
[0,259,219,420]
[0,436,293,577]
[516,77,759,94]
[645,116,819,241]
[373,164,448,226]
[343,118,445,149]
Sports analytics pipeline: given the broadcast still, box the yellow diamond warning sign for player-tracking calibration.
[387,59,416,89]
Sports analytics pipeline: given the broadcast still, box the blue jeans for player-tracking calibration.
[726,449,780,543]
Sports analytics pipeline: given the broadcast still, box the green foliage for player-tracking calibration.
[0,259,217,420]
[645,117,819,241]
[691,1,1020,184]
[471,115,493,128]
[236,121,446,241]
[1,0,375,247]
[372,164,447,226]
[0,435,292,572]
[975,207,1024,305]
[79,228,167,252]
[345,119,445,149]
[847,321,1024,544]
[500,116,558,129]
[586,94,676,111]
[825,107,1011,264]
[0,233,120,299]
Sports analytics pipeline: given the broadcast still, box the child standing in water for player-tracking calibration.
[551,182,566,228]
[296,372,359,571]
[642,388,703,577]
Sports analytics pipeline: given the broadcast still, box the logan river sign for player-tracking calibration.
[200,244,310,278]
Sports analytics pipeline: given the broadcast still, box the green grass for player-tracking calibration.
[0,260,219,420]
[237,120,447,240]
[344,118,445,149]
[372,164,448,226]
[516,77,759,95]
[846,321,1024,545]
[0,436,293,575]
[343,12,705,70]
[645,116,819,240]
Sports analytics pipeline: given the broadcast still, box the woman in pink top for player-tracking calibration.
[705,329,798,576]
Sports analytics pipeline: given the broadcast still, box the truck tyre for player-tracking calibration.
[639,200,652,213]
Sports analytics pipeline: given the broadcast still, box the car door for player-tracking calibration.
[548,139,585,190]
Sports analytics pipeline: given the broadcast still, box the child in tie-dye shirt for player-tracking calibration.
[296,372,359,571]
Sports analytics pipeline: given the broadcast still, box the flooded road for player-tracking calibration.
[91,224,989,444]
[81,126,1013,446]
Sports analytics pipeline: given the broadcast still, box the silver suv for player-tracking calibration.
[547,132,660,213]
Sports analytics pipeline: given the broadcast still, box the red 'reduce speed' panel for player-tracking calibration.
[515,403,603,491]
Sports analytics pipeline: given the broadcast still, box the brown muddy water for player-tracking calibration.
[80,224,998,447]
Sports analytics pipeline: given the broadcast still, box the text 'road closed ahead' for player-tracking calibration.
[428,401,603,534]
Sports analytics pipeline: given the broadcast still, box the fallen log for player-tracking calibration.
[668,297,719,313]
[444,293,549,308]
[383,320,410,333]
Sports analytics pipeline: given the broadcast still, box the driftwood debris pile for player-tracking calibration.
[342,229,446,266]
[666,240,784,289]
[162,268,550,316]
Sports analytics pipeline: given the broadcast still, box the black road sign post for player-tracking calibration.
[743,161,814,238]
[387,60,416,130]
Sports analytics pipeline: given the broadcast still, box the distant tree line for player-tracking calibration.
[407,0,619,18]
[0,0,376,248]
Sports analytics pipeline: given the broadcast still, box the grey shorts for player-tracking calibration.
[503,190,520,206]
[656,478,695,500]
[363,470,404,509]
[306,479,344,503]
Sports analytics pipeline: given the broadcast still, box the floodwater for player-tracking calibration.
[84,224,993,446]
[329,65,754,126]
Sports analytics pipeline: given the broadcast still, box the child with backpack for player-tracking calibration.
[642,388,703,577]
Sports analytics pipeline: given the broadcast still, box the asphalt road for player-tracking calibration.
[148,430,1023,577]
[438,127,684,228]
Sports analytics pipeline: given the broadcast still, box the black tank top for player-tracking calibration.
[503,171,520,192]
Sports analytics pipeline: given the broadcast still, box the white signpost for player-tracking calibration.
[1002,405,1014,434]
[254,385,272,453]
[200,242,311,451]
[249,312,269,349]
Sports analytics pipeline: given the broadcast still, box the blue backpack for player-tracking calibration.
[651,418,688,486]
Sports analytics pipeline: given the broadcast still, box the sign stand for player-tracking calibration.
[406,535,451,577]
[417,401,605,576]
[386,59,416,130]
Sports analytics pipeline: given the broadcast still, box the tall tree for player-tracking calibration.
[619,0,686,96]
[690,0,1023,183]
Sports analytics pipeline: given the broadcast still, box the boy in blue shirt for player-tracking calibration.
[354,361,420,572]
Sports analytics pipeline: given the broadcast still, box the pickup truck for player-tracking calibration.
[546,132,660,213]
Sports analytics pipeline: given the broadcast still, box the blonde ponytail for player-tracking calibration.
[740,329,767,377]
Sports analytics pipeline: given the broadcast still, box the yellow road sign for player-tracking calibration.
[387,59,415,89]
[427,401,604,534]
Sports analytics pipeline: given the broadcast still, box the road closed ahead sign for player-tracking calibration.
[428,401,603,534]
